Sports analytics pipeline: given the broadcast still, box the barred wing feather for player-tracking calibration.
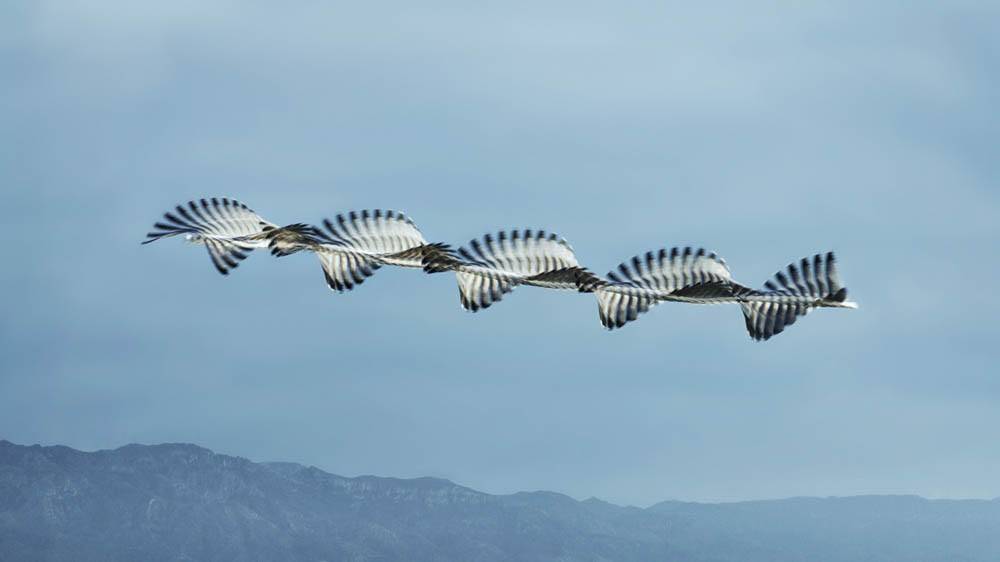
[457,230,580,278]
[594,247,735,330]
[760,252,846,302]
[606,247,733,293]
[740,252,853,341]
[596,288,658,329]
[268,210,436,293]
[455,271,519,311]
[446,230,584,311]
[142,197,275,275]
[318,209,429,266]
[142,198,858,342]
[317,251,383,293]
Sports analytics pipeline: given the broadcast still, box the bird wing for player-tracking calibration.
[605,246,733,295]
[142,197,275,275]
[443,229,583,311]
[456,229,580,279]
[740,252,850,341]
[591,247,735,329]
[317,210,429,263]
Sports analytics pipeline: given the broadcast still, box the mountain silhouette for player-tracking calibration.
[2,439,998,561]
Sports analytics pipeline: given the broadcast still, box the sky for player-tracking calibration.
[1,1,998,506]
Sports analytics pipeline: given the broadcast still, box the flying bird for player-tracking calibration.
[577,247,857,340]
[143,197,857,341]
[421,229,589,311]
[264,209,451,292]
[141,197,278,275]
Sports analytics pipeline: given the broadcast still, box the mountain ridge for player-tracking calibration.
[5,438,996,507]
[2,439,999,561]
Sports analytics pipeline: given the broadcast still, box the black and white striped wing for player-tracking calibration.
[451,229,585,311]
[261,222,384,293]
[595,247,734,330]
[741,252,849,341]
[456,229,581,279]
[760,252,847,303]
[316,250,383,293]
[595,287,658,329]
[316,209,429,266]
[454,270,519,312]
[606,247,734,295]
[142,197,275,275]
[740,300,813,341]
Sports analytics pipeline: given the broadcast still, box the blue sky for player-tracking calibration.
[2,1,998,505]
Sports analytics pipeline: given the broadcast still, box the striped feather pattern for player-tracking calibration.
[596,287,657,330]
[268,211,441,293]
[455,271,519,312]
[316,210,428,264]
[605,247,733,293]
[144,197,858,341]
[587,246,736,330]
[740,300,812,341]
[316,251,383,292]
[142,197,274,275]
[455,230,580,277]
[738,252,851,341]
[761,252,845,302]
[443,230,584,311]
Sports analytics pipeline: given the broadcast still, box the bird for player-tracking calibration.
[143,197,858,341]
[576,247,857,340]
[263,209,451,293]
[141,197,278,275]
[421,229,590,311]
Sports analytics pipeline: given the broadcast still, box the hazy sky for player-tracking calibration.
[2,1,998,506]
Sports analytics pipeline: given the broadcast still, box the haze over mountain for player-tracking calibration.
[2,440,998,562]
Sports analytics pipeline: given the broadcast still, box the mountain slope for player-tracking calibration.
[1,440,998,562]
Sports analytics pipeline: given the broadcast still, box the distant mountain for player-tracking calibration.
[2,440,999,562]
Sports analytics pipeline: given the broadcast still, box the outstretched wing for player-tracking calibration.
[760,252,846,303]
[143,197,274,243]
[457,230,580,279]
[262,222,386,293]
[142,197,275,275]
[606,246,733,295]
[444,229,584,311]
[591,247,736,330]
[740,300,813,341]
[316,209,429,263]
[316,251,383,293]
[595,287,658,330]
[454,270,520,311]
[741,252,851,341]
